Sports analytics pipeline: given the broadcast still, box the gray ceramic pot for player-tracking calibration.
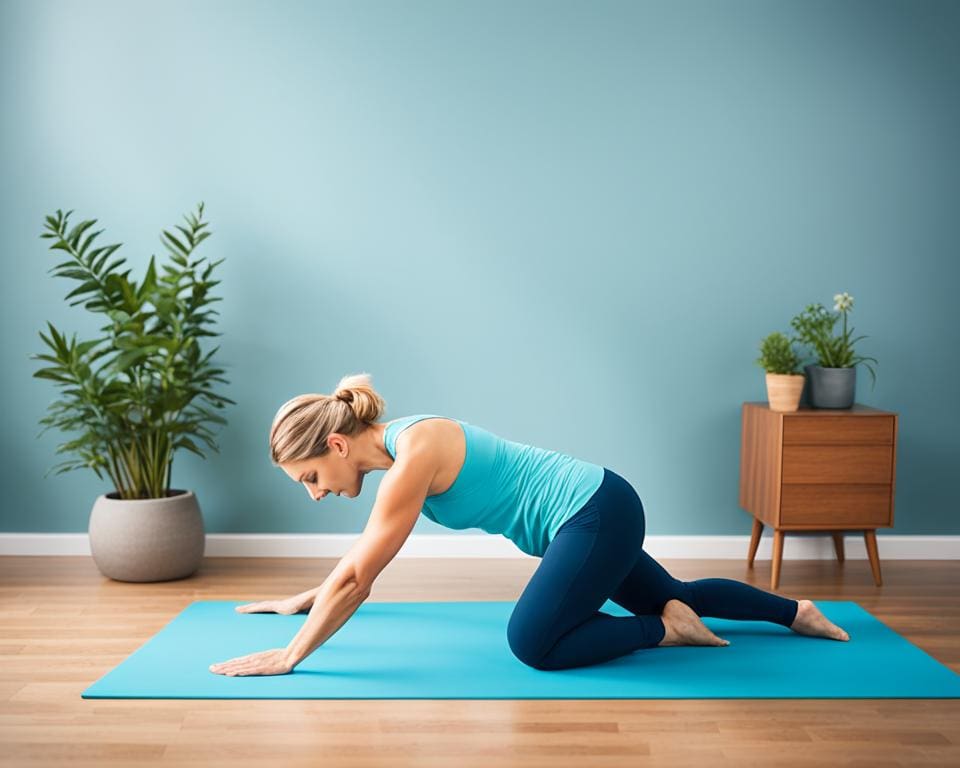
[804,364,856,409]
[89,489,205,582]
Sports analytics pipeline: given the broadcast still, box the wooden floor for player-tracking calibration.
[1,554,959,767]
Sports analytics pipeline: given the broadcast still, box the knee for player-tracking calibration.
[506,615,549,670]
[510,645,551,671]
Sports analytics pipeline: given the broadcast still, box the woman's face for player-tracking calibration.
[281,450,363,501]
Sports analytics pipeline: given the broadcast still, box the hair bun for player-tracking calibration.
[269,373,387,465]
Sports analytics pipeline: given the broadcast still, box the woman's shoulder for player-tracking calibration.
[389,415,461,446]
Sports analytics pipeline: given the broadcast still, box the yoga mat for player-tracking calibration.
[81,600,960,699]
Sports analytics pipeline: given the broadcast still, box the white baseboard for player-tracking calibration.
[1,532,958,559]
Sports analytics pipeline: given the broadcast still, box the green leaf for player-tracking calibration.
[64,279,100,301]
[78,228,105,258]
[76,339,103,356]
[54,267,91,280]
[33,369,74,383]
[175,224,195,247]
[92,244,124,273]
[101,257,126,276]
[162,230,190,256]
[67,219,97,251]
[112,347,150,372]
[137,255,157,303]
[46,322,66,354]
[50,240,76,255]
[174,436,206,458]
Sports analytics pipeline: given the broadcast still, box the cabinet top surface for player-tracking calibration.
[743,401,896,416]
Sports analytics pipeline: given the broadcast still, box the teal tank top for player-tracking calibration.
[383,414,605,557]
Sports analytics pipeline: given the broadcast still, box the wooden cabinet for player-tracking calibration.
[738,401,898,589]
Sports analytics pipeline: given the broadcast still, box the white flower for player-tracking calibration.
[833,292,854,312]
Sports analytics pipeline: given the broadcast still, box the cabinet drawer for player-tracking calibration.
[783,415,894,444]
[780,484,891,526]
[782,445,893,484]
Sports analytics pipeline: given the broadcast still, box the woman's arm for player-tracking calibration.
[289,536,368,610]
[287,582,325,611]
[284,559,370,668]
[283,448,434,667]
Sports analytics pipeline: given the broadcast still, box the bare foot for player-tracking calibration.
[658,598,730,647]
[789,599,850,641]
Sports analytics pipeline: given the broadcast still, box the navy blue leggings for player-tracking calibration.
[506,467,800,670]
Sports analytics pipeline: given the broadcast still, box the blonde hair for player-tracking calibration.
[269,372,387,465]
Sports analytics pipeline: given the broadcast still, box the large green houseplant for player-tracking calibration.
[31,202,235,581]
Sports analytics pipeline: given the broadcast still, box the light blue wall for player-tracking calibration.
[2,0,957,536]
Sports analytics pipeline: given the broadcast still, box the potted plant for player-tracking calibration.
[31,202,235,582]
[789,292,878,409]
[755,331,805,411]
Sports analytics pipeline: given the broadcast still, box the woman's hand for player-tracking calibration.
[209,648,294,676]
[235,595,309,615]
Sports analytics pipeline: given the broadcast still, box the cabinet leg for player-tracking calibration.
[863,530,883,586]
[747,518,764,568]
[831,532,845,563]
[771,529,785,590]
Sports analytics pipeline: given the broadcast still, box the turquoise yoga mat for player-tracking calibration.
[81,600,960,700]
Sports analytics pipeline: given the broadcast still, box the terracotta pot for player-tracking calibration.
[89,489,205,582]
[765,372,805,412]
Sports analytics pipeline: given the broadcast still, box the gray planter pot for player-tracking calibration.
[89,489,205,582]
[803,364,856,409]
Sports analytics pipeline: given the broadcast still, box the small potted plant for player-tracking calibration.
[31,202,235,582]
[755,331,805,411]
[789,292,878,409]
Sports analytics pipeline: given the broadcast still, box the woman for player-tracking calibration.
[210,373,849,677]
